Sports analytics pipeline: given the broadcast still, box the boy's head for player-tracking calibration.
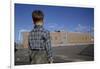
[32,10,44,25]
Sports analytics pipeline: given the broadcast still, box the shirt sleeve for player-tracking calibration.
[28,32,32,50]
[44,31,53,61]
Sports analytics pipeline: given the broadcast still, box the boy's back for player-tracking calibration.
[28,10,53,64]
[29,25,52,52]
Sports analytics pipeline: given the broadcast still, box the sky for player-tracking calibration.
[15,3,94,43]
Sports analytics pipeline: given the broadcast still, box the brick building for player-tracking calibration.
[21,31,93,48]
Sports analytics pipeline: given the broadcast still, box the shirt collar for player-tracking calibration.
[34,25,43,29]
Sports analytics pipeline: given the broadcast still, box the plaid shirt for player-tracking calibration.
[28,25,52,60]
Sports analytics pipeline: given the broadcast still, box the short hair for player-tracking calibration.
[32,10,44,23]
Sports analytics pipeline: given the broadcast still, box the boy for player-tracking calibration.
[28,10,53,64]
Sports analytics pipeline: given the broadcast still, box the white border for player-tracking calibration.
[14,0,95,8]
[10,0,96,69]
[11,0,14,69]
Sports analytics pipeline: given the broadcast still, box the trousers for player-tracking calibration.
[30,50,49,64]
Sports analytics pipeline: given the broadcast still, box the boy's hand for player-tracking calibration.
[49,57,53,63]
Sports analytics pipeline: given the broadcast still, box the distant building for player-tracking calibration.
[21,31,94,48]
[51,32,93,47]
[22,32,29,48]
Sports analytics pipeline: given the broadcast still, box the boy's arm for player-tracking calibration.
[28,32,32,50]
[45,31,53,63]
